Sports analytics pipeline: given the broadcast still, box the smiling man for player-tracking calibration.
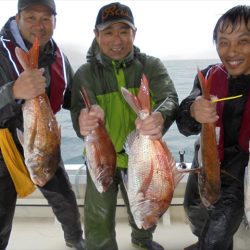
[70,2,179,250]
[0,0,85,249]
[176,5,250,250]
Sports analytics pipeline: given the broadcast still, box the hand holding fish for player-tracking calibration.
[15,37,61,187]
[190,96,219,123]
[79,88,116,193]
[12,68,46,99]
[135,111,164,140]
[79,105,104,136]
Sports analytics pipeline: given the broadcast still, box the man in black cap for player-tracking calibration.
[0,0,85,249]
[71,2,178,250]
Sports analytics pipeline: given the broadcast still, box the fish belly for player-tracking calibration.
[127,135,174,229]
[85,125,116,193]
[23,96,60,186]
[199,124,221,207]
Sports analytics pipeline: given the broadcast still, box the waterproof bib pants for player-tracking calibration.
[0,159,83,250]
[84,168,156,250]
[184,173,244,250]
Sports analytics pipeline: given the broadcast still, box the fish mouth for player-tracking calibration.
[26,153,60,187]
[31,174,50,187]
[132,205,159,230]
[28,163,56,187]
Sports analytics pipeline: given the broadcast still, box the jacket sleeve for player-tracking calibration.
[144,56,179,134]
[0,51,16,107]
[62,53,74,110]
[0,51,22,128]
[70,64,93,138]
[176,73,202,136]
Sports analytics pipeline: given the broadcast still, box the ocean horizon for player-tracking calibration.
[57,58,220,165]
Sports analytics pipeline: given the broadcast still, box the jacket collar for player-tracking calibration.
[0,16,27,51]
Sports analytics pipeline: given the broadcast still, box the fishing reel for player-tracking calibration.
[178,150,187,169]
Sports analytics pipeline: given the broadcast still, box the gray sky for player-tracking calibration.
[1,0,249,65]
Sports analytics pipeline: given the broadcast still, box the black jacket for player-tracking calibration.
[176,64,250,184]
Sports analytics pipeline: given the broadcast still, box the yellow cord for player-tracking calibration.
[212,94,243,103]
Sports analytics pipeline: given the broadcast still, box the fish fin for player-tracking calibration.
[168,157,182,187]
[16,128,24,147]
[15,37,39,70]
[15,47,29,70]
[121,87,141,115]
[123,130,138,154]
[197,68,213,100]
[173,169,184,187]
[28,37,39,68]
[158,139,184,187]
[137,74,151,113]
[121,168,128,191]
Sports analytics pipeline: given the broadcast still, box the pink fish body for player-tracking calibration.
[121,74,183,229]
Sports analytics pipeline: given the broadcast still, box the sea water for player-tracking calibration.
[57,59,220,164]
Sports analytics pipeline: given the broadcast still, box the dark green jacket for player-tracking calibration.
[71,39,178,168]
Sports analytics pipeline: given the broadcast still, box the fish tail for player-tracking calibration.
[167,151,183,187]
[173,167,184,187]
[197,68,212,100]
[15,37,39,70]
[121,73,152,115]
[137,74,151,113]
[121,87,141,115]
[159,139,183,187]
[28,37,39,68]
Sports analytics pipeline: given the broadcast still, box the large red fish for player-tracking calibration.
[121,74,183,229]
[80,88,116,193]
[15,38,60,187]
[197,69,221,207]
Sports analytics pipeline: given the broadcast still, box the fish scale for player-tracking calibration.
[121,74,181,230]
[127,131,175,229]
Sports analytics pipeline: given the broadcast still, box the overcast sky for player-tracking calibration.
[1,0,250,65]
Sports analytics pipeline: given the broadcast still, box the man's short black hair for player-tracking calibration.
[213,5,250,42]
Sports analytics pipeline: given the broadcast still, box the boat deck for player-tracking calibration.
[9,209,196,250]
[7,165,250,250]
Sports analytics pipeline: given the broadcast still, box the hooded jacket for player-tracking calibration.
[0,17,73,157]
[71,39,179,168]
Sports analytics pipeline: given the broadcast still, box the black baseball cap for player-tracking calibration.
[95,2,135,31]
[18,0,57,15]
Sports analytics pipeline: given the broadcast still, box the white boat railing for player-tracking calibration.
[16,163,191,209]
